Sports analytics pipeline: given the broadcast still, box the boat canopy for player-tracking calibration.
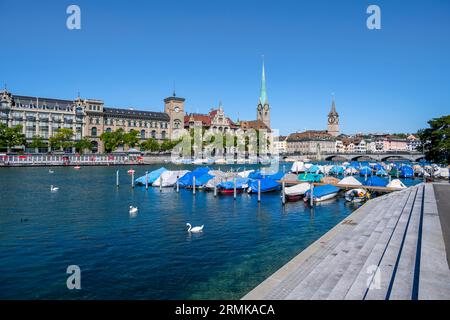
[376,168,388,176]
[266,171,285,181]
[338,176,362,186]
[363,176,388,187]
[298,173,323,182]
[386,179,407,189]
[290,161,305,172]
[285,183,310,196]
[329,165,344,175]
[153,170,189,187]
[359,166,372,175]
[307,165,320,173]
[135,167,167,185]
[178,167,211,187]
[218,178,250,190]
[248,178,281,193]
[400,166,414,177]
[305,184,340,198]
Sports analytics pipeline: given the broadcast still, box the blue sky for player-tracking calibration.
[1,0,449,135]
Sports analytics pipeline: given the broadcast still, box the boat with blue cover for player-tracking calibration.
[135,167,167,185]
[247,178,281,193]
[303,184,340,203]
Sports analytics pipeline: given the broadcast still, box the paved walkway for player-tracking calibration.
[243,183,450,300]
[434,184,450,267]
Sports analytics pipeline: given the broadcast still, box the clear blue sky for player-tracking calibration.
[1,0,449,135]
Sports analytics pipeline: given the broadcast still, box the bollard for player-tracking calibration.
[116,170,119,187]
[214,184,217,197]
[310,183,314,207]
[145,171,149,190]
[389,174,392,183]
[132,171,135,188]
[257,180,261,202]
[160,175,163,192]
[233,177,237,200]
[193,176,196,195]
[282,181,286,205]
[365,173,368,181]
[176,176,179,193]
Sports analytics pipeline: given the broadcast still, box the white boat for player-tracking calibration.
[303,185,340,203]
[345,188,370,203]
[153,170,190,187]
[237,170,254,178]
[338,176,362,186]
[284,183,310,201]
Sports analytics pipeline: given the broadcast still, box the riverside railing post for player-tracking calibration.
[193,176,196,195]
[132,171,135,188]
[282,181,286,205]
[233,177,237,200]
[176,177,179,193]
[145,171,148,190]
[310,182,314,207]
[257,180,261,202]
[116,170,119,188]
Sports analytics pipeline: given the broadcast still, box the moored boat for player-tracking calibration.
[345,188,370,203]
[284,183,310,202]
[303,184,340,203]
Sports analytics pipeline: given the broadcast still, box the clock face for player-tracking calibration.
[174,106,180,113]
[257,104,262,111]
[264,105,269,111]
[328,116,335,124]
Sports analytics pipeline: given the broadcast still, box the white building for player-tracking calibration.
[273,136,287,154]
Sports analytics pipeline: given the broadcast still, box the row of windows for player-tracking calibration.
[103,118,169,129]
[15,103,73,112]
[91,127,167,139]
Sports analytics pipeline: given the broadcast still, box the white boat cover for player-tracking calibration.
[338,176,362,186]
[153,170,190,187]
[237,170,254,178]
[285,183,310,196]
[290,161,304,172]
[386,179,407,189]
[205,171,236,189]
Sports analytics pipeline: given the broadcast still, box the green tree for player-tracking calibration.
[123,129,139,148]
[418,115,450,164]
[74,138,93,154]
[141,138,160,152]
[49,128,74,152]
[100,129,125,153]
[29,135,46,152]
[0,124,26,153]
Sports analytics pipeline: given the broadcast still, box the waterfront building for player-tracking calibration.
[184,103,239,133]
[286,130,336,154]
[0,88,184,153]
[327,96,340,137]
[407,134,420,151]
[273,136,287,154]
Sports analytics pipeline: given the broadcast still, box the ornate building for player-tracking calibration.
[327,96,340,137]
[184,103,239,133]
[0,88,184,153]
[256,60,270,129]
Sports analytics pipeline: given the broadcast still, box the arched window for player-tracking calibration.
[106,128,112,133]
[91,127,97,136]
[151,130,156,139]
[174,119,181,129]
[141,130,145,139]
[161,131,166,140]
[91,141,98,153]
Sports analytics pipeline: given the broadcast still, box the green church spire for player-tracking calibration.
[259,57,268,105]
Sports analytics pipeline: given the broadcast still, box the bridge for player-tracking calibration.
[284,152,426,162]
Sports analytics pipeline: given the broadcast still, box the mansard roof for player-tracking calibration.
[104,107,169,121]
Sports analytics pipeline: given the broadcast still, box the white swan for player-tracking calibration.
[50,185,59,192]
[49,169,54,174]
[186,223,204,233]
[129,206,138,214]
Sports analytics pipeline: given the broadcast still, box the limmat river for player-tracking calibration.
[0,163,422,299]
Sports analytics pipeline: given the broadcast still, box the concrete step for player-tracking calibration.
[343,187,417,299]
[284,192,402,299]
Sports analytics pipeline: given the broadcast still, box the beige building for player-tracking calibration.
[286,130,336,154]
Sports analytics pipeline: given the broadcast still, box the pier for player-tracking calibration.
[243,183,450,300]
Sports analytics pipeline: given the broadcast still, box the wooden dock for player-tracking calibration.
[243,183,450,300]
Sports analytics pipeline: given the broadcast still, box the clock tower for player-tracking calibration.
[257,59,270,129]
[164,91,185,139]
[327,96,340,137]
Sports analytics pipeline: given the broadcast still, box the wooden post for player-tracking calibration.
[214,184,217,197]
[257,180,261,202]
[310,182,314,206]
[233,177,237,200]
[116,170,119,187]
[282,181,286,205]
[283,165,286,173]
[145,171,149,190]
[159,175,162,192]
[193,176,196,195]
[132,171,135,188]
[176,176,179,193]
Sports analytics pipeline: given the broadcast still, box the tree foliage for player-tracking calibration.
[29,135,46,150]
[0,124,26,152]
[48,128,74,151]
[74,138,93,154]
[418,115,450,164]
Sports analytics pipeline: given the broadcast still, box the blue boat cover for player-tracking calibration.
[307,165,320,173]
[248,178,281,193]
[374,164,384,171]
[218,178,249,190]
[330,166,344,174]
[135,167,167,185]
[376,168,388,176]
[248,170,262,180]
[350,161,361,168]
[359,166,372,175]
[178,167,211,187]
[305,185,340,198]
[400,166,414,177]
[267,171,285,181]
[363,176,388,187]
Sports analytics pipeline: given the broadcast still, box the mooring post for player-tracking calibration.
[283,165,286,173]
[310,182,314,207]
[145,171,148,190]
[365,172,368,181]
[233,177,237,200]
[193,176,196,195]
[282,181,286,205]
[257,180,261,202]
[159,175,162,192]
[132,171,135,188]
[116,170,119,188]
[176,176,179,193]
[389,174,392,183]
[214,184,217,197]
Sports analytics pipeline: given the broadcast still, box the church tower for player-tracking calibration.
[164,90,185,140]
[327,95,340,137]
[257,59,270,129]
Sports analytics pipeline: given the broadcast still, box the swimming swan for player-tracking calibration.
[186,223,204,233]
[129,206,138,214]
[50,185,59,192]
